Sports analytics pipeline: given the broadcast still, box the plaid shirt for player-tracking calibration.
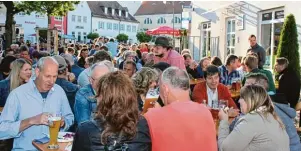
[218,65,241,85]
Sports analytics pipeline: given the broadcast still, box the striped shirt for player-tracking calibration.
[218,65,241,86]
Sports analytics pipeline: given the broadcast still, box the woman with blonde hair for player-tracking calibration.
[0,58,32,107]
[72,71,151,151]
[132,67,159,111]
[218,84,289,151]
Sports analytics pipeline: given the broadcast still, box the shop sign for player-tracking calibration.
[275,10,284,19]
[75,26,84,29]
[25,21,35,24]
[262,12,272,21]
[236,14,245,30]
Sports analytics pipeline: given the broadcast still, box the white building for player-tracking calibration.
[67,1,92,43]
[189,1,301,69]
[134,1,191,31]
[87,1,139,43]
[118,1,141,16]
[0,4,48,43]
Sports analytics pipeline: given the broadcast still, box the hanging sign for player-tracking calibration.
[236,14,245,30]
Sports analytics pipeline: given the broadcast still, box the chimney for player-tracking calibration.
[119,10,121,16]
[112,9,115,15]
[126,11,128,18]
[104,7,108,14]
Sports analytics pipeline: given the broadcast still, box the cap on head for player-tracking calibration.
[52,55,67,71]
[155,37,171,48]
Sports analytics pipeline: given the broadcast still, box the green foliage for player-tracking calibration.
[136,32,152,43]
[277,14,300,77]
[15,1,80,16]
[87,32,99,40]
[116,33,129,43]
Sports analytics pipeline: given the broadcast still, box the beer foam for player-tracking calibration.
[48,116,61,121]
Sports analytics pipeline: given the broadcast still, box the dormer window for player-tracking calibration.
[122,10,126,17]
[108,7,112,15]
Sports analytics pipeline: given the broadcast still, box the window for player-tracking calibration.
[98,21,101,29]
[144,18,152,24]
[78,16,81,22]
[132,26,136,32]
[172,17,181,23]
[127,25,131,32]
[83,16,87,23]
[157,17,166,24]
[72,15,76,22]
[120,24,125,31]
[100,22,105,29]
[107,22,112,30]
[72,32,75,38]
[108,7,112,15]
[78,32,81,42]
[113,23,119,30]
[226,19,236,55]
[54,16,62,21]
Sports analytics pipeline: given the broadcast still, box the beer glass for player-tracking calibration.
[48,113,62,149]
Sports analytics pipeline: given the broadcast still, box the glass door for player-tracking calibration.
[201,22,211,57]
[226,19,236,55]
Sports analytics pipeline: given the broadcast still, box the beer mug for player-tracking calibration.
[48,113,62,149]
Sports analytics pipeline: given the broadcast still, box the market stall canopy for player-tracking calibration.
[146,26,180,37]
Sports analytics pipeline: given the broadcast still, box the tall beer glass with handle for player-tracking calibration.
[48,112,62,149]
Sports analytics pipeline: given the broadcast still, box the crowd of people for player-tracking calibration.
[0,34,300,151]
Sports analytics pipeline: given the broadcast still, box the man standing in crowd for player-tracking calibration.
[16,37,24,47]
[0,57,74,150]
[62,53,84,82]
[153,36,185,70]
[74,60,114,125]
[218,54,241,88]
[77,50,112,87]
[89,44,100,56]
[242,55,276,93]
[105,38,118,57]
[123,60,137,78]
[275,57,301,108]
[248,34,266,69]
[145,67,217,151]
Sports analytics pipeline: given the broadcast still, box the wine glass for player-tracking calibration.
[219,100,228,109]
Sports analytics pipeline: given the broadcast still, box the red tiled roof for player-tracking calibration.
[134,1,191,16]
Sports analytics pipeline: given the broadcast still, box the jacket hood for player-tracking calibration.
[274,102,296,118]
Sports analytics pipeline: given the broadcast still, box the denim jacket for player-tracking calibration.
[55,78,79,113]
[74,84,97,125]
[0,79,10,107]
[0,79,74,150]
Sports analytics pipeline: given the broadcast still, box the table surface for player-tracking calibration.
[190,78,204,85]
[0,107,3,113]
[33,141,71,151]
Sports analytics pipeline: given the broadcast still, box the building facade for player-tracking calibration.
[134,1,191,31]
[190,1,301,69]
[88,1,139,43]
[67,1,92,43]
[50,16,67,35]
[0,4,48,43]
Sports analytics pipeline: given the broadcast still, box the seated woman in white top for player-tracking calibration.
[218,84,289,151]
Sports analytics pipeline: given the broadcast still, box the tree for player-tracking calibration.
[17,1,79,52]
[2,1,33,49]
[136,32,152,43]
[277,14,300,76]
[116,33,129,43]
[87,32,99,40]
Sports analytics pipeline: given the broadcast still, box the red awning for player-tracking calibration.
[146,26,180,37]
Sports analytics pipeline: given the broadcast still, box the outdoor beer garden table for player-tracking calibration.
[33,141,72,151]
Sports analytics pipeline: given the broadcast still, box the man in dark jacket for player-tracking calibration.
[275,57,301,108]
[248,34,266,69]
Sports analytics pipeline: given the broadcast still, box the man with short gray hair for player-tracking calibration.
[0,57,74,150]
[144,66,217,151]
[74,60,114,125]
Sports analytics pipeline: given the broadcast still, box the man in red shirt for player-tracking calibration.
[153,37,185,70]
[144,66,217,151]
